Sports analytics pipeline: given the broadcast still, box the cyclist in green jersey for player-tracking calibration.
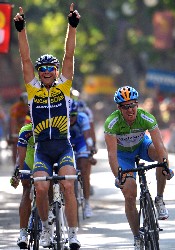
[104,86,173,250]
[10,123,34,249]
[14,4,81,249]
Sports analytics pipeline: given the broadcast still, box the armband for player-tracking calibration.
[14,14,25,32]
[86,137,93,147]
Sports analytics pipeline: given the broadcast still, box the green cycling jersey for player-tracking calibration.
[18,123,34,170]
[104,108,158,152]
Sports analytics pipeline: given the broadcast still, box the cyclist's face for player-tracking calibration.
[38,65,58,87]
[70,113,77,126]
[118,100,138,125]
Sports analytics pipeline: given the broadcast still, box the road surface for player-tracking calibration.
[0,148,175,249]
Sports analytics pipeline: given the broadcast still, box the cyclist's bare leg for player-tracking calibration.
[148,143,166,196]
[59,165,78,227]
[33,171,50,221]
[121,177,140,236]
[19,179,31,228]
[77,157,91,200]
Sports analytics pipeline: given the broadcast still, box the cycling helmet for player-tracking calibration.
[70,100,78,114]
[114,86,139,104]
[35,54,60,70]
[20,92,28,104]
[78,100,87,112]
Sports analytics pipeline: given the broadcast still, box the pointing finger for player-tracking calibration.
[70,3,74,12]
[19,7,24,15]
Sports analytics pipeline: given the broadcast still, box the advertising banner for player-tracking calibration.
[0,3,12,53]
[146,69,175,92]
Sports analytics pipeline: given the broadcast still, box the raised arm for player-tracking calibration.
[14,7,35,83]
[62,3,80,80]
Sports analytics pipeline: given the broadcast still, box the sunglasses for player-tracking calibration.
[38,65,57,72]
[119,103,138,110]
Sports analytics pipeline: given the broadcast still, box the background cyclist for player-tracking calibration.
[8,92,29,164]
[104,85,173,250]
[70,100,94,218]
[10,122,34,249]
[71,89,97,196]
[14,4,81,249]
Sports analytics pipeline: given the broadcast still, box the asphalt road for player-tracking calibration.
[0,148,175,250]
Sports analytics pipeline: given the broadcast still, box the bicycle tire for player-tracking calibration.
[28,207,40,250]
[33,208,40,250]
[55,201,62,250]
[140,192,160,250]
[75,178,85,225]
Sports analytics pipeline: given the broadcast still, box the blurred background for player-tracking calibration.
[0,0,175,154]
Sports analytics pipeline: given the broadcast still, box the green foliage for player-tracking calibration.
[3,0,175,89]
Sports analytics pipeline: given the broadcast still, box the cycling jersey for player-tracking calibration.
[78,101,94,123]
[70,112,90,146]
[104,108,158,152]
[70,112,90,158]
[9,100,29,138]
[26,75,72,142]
[17,123,34,170]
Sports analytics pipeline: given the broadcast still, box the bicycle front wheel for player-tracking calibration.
[75,179,85,226]
[55,201,62,250]
[140,192,160,250]
[33,208,41,250]
[28,208,41,250]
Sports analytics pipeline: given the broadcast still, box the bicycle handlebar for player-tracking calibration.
[33,175,78,182]
[119,161,168,174]
[118,158,169,185]
[18,170,78,182]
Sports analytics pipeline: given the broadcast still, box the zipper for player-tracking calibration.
[48,89,52,139]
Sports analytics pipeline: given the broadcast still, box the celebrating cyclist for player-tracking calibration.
[14,4,81,249]
[70,101,94,218]
[10,122,34,249]
[104,86,173,250]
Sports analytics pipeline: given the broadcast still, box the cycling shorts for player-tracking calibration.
[20,162,31,180]
[117,135,153,178]
[75,144,89,160]
[33,139,75,176]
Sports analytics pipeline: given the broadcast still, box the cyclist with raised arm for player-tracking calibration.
[10,122,34,249]
[14,4,81,249]
[104,86,173,250]
[70,101,94,218]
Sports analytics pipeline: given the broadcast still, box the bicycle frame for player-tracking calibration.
[18,170,42,250]
[51,172,69,249]
[137,167,160,250]
[118,157,169,250]
[32,168,78,250]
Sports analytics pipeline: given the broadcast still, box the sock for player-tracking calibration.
[20,228,27,237]
[85,199,89,205]
[156,195,163,201]
[134,235,140,240]
[69,227,78,235]
[42,219,49,229]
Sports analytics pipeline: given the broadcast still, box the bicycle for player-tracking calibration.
[32,164,78,250]
[74,150,95,224]
[118,156,170,250]
[16,169,42,250]
[74,169,85,226]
